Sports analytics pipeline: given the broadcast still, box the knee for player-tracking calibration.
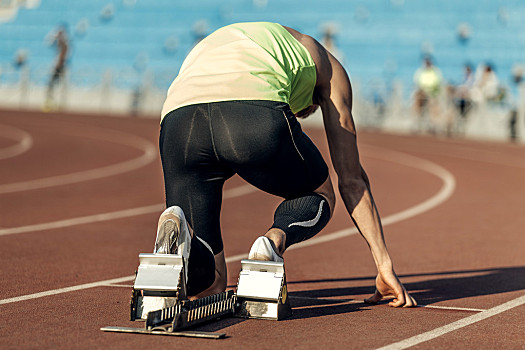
[273,192,332,249]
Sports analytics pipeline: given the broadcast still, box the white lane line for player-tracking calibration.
[0,229,255,305]
[0,276,134,305]
[102,284,134,288]
[0,127,156,194]
[0,148,455,305]
[421,305,486,312]
[0,124,33,160]
[377,294,525,350]
[0,204,164,236]
[0,185,257,237]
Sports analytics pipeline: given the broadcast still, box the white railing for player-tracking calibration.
[0,65,524,144]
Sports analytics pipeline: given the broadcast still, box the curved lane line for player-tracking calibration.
[0,276,135,306]
[0,125,33,160]
[0,146,455,305]
[0,127,156,194]
[0,146,453,237]
[0,184,257,236]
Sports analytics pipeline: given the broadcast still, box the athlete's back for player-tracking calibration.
[161,22,316,118]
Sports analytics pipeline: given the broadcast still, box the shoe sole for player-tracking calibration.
[249,252,272,261]
[155,215,180,254]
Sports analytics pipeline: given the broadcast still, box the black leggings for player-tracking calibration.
[159,100,329,254]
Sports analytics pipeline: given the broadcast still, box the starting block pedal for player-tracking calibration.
[234,259,292,320]
[130,253,187,321]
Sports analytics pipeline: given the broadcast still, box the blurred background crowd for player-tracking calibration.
[1,0,524,142]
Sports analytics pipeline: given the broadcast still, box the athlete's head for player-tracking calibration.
[295,104,319,119]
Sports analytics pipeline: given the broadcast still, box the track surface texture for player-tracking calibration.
[1,109,524,349]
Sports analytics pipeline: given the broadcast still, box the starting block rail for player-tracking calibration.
[146,290,236,331]
[100,326,226,339]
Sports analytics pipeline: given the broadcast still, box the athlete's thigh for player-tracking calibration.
[211,101,328,199]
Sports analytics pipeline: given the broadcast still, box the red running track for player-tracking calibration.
[0,109,524,349]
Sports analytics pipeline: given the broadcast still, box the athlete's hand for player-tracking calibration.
[365,269,417,307]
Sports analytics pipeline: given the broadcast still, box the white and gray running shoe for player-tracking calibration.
[153,206,192,279]
[248,236,284,263]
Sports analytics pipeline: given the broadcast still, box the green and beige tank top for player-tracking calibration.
[161,22,317,119]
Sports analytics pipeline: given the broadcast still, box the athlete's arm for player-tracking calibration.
[286,27,416,307]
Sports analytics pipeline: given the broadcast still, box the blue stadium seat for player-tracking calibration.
[1,0,525,93]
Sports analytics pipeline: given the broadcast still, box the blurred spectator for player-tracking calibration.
[471,63,501,103]
[45,24,69,111]
[453,63,475,134]
[456,63,474,113]
[192,20,208,45]
[508,66,525,142]
[13,49,29,69]
[412,56,443,133]
[442,84,458,137]
[320,22,344,63]
[100,3,115,22]
[456,22,472,44]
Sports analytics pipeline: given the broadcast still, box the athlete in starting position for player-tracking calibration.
[154,22,416,307]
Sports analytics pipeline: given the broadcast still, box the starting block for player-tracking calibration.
[130,253,187,321]
[235,259,291,320]
[102,253,291,338]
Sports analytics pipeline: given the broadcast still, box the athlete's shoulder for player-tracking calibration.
[281,26,335,90]
[281,26,319,51]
